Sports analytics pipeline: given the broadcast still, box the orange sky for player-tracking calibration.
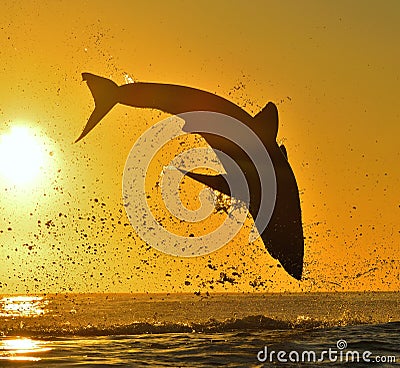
[0,0,399,293]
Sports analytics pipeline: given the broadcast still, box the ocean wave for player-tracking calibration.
[2,315,397,337]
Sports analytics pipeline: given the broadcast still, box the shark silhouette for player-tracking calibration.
[77,73,304,280]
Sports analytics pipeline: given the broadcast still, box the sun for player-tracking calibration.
[0,125,48,185]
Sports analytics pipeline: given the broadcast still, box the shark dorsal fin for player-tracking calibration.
[253,102,278,141]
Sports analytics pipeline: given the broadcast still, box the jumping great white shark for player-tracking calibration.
[76,73,304,280]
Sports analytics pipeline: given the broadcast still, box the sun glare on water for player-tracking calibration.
[0,125,49,186]
[0,338,51,362]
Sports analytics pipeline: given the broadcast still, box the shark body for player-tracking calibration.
[77,73,304,280]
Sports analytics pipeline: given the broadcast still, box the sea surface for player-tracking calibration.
[0,292,398,367]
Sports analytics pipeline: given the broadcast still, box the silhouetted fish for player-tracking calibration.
[77,73,304,280]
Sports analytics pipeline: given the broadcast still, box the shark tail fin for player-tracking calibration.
[75,73,119,143]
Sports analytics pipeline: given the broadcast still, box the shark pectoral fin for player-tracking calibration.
[181,171,231,197]
[279,144,288,160]
[75,73,119,143]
